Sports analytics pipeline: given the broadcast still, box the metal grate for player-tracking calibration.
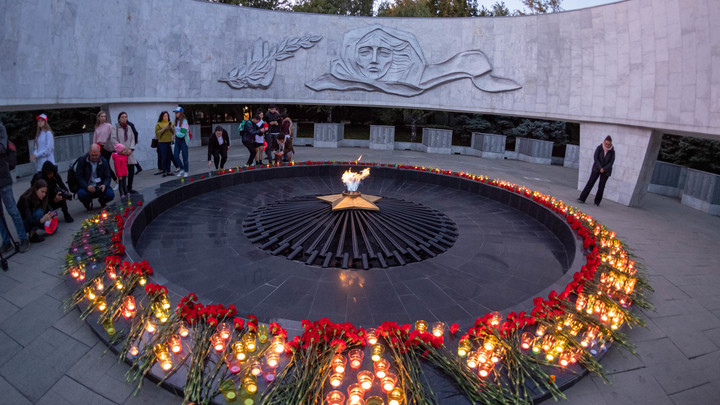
[242,196,458,269]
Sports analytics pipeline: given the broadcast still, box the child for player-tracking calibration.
[113,143,129,198]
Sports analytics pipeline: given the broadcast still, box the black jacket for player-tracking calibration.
[75,153,113,190]
[17,192,48,230]
[31,161,69,198]
[0,122,11,188]
[265,111,281,134]
[592,145,615,177]
[207,130,230,160]
[245,120,261,143]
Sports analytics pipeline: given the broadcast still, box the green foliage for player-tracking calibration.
[205,0,290,10]
[377,0,432,17]
[453,114,569,144]
[478,1,510,16]
[518,0,562,14]
[658,134,720,175]
[292,0,374,16]
[0,108,97,163]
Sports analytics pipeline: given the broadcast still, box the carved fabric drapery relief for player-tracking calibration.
[306,25,522,97]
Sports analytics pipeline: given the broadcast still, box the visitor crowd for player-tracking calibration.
[0,105,295,256]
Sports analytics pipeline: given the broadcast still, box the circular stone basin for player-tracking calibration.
[133,166,576,327]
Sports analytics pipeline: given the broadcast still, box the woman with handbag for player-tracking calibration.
[92,111,117,182]
[154,111,175,177]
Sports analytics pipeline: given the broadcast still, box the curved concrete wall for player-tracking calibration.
[1,0,719,138]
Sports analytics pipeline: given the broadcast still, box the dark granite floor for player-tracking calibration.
[135,173,569,328]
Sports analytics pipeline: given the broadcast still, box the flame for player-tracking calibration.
[342,168,370,192]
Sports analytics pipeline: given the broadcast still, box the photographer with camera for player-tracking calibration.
[31,161,73,223]
[17,179,55,243]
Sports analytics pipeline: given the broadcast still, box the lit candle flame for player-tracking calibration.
[342,168,370,192]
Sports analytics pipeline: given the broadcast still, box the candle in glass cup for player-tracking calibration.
[329,372,344,388]
[325,390,345,405]
[242,374,257,393]
[366,396,384,405]
[167,334,182,353]
[178,321,189,337]
[250,361,262,376]
[357,370,374,390]
[271,335,285,354]
[414,320,428,332]
[478,361,494,377]
[257,324,269,343]
[145,319,156,334]
[232,341,247,361]
[381,372,397,393]
[244,332,257,352]
[96,296,107,311]
[457,337,471,357]
[331,353,347,373]
[348,348,364,369]
[370,344,385,362]
[217,322,232,340]
[431,322,445,337]
[387,387,404,405]
[373,358,389,378]
[366,328,378,345]
[211,333,226,352]
[520,332,534,350]
[466,351,479,368]
[265,352,279,368]
[347,383,365,404]
[225,353,242,374]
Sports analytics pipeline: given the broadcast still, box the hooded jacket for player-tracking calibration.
[31,161,70,199]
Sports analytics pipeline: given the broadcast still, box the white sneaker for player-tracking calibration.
[112,184,119,191]
[182,171,189,178]
[176,170,185,177]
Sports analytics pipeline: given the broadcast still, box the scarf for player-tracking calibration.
[120,123,128,141]
[602,143,613,156]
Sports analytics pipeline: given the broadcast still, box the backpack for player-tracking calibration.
[6,141,17,171]
[239,120,251,142]
[66,156,83,194]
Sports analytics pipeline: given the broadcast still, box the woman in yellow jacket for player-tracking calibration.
[154,111,175,177]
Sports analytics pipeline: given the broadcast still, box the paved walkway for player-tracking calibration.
[0,145,718,404]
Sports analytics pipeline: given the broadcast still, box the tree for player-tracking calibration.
[518,0,562,14]
[204,0,289,11]
[377,0,432,17]
[478,1,510,16]
[292,0,374,16]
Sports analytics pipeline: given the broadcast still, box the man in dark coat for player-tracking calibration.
[578,135,616,206]
[0,119,30,255]
[75,144,115,210]
[31,160,74,223]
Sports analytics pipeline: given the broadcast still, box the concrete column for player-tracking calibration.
[578,123,662,207]
[107,103,178,168]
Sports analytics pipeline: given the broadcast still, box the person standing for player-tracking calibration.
[126,119,143,183]
[173,107,190,177]
[264,105,281,163]
[578,135,615,207]
[280,112,295,160]
[31,114,55,172]
[93,111,117,182]
[207,126,230,170]
[0,119,30,254]
[155,111,175,177]
[110,112,137,194]
[240,113,256,167]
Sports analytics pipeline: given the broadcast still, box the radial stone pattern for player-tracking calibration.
[243,196,458,269]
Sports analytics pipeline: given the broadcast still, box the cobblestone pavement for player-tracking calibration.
[1,145,718,404]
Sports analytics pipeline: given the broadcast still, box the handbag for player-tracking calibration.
[151,138,159,148]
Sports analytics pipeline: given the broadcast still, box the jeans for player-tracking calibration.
[579,170,609,205]
[77,186,115,208]
[265,133,278,162]
[0,184,28,243]
[243,140,255,166]
[23,208,45,234]
[159,142,172,173]
[174,137,189,172]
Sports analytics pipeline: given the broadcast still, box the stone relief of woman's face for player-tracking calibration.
[355,35,394,80]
